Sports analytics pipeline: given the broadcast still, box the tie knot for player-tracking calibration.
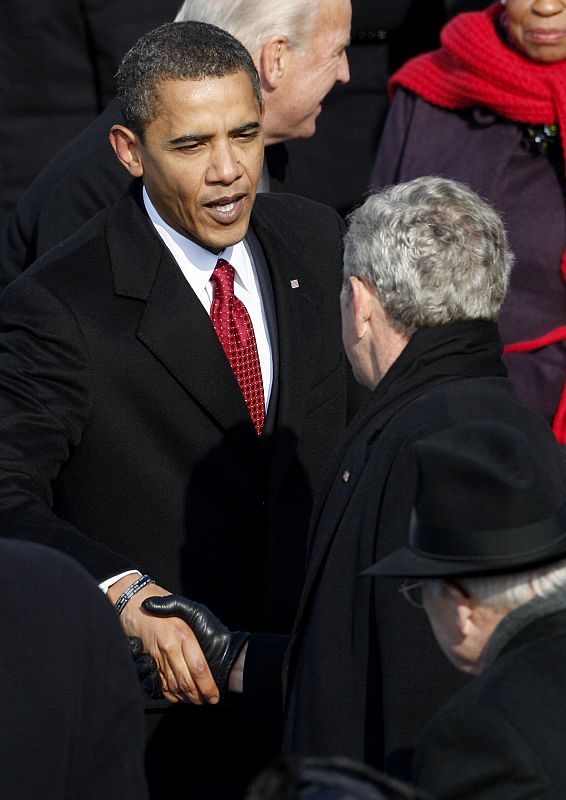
[212,258,235,300]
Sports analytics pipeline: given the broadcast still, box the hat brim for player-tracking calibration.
[363,531,566,579]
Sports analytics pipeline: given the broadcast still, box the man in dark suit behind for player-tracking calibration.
[0,0,182,227]
[0,21,359,798]
[368,421,566,800]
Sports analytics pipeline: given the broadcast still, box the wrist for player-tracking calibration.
[228,641,248,694]
[114,574,155,615]
[119,583,172,637]
[107,573,143,604]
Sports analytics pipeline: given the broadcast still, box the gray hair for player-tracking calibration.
[175,0,321,56]
[116,21,262,138]
[427,557,566,612]
[343,176,514,336]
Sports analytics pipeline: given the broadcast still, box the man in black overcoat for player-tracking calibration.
[282,176,565,778]
[0,22,359,799]
[368,421,566,800]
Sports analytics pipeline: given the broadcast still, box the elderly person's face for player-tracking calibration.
[423,581,507,675]
[504,0,566,63]
[273,0,351,140]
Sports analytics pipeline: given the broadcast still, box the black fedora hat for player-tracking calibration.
[365,421,566,579]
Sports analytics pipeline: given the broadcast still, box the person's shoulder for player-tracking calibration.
[31,205,113,272]
[1,203,116,308]
[0,538,98,596]
[253,192,344,231]
[20,100,123,202]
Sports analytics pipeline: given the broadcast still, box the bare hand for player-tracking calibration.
[108,577,220,705]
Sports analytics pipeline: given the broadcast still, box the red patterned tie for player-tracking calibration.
[210,259,265,435]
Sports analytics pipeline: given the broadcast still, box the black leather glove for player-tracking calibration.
[127,636,163,700]
[142,595,250,701]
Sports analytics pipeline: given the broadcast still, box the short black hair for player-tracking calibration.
[116,21,263,138]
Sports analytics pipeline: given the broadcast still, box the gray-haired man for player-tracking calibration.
[281,176,562,777]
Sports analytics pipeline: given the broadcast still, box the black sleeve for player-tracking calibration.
[0,275,134,578]
[242,632,289,763]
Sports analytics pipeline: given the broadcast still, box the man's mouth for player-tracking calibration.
[204,194,247,224]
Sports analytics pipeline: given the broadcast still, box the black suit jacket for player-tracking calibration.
[282,323,566,780]
[413,608,566,800]
[0,185,356,797]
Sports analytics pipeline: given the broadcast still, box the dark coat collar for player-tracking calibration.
[294,321,509,643]
[484,589,566,670]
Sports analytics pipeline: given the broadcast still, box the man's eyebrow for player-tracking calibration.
[231,121,262,135]
[167,133,209,146]
[166,121,261,147]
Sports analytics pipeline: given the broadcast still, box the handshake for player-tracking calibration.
[128,595,249,702]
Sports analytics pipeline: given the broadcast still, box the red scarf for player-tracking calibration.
[390,3,566,442]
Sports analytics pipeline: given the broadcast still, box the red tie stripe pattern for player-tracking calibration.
[210,259,265,435]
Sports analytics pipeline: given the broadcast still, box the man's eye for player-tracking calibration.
[176,142,201,152]
[237,133,258,143]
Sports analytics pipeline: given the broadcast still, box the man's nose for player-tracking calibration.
[207,142,243,183]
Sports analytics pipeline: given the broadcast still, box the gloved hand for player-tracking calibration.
[127,636,163,700]
[142,595,250,701]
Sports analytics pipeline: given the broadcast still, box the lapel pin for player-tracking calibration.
[290,279,300,289]
[342,470,351,483]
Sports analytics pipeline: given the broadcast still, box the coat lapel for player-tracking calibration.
[106,189,259,457]
[250,198,319,497]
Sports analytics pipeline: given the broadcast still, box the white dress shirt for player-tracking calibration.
[143,188,273,407]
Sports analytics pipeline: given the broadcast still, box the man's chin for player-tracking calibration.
[191,221,251,254]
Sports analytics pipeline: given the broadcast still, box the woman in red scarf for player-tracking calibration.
[371,0,566,441]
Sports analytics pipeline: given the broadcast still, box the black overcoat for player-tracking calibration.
[283,322,565,780]
[0,185,355,797]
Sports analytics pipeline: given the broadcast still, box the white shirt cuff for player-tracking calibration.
[99,569,141,594]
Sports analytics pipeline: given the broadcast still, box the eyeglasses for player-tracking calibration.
[398,579,424,609]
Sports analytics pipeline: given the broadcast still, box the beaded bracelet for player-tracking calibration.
[114,574,155,616]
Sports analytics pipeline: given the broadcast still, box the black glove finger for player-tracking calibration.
[142,594,249,701]
[143,595,219,638]
[134,653,157,680]
[141,669,164,700]
[127,636,164,700]
[127,635,144,659]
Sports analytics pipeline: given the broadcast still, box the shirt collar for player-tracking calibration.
[142,186,254,295]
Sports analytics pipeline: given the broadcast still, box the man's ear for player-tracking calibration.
[258,35,290,89]
[350,276,374,339]
[109,124,144,177]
